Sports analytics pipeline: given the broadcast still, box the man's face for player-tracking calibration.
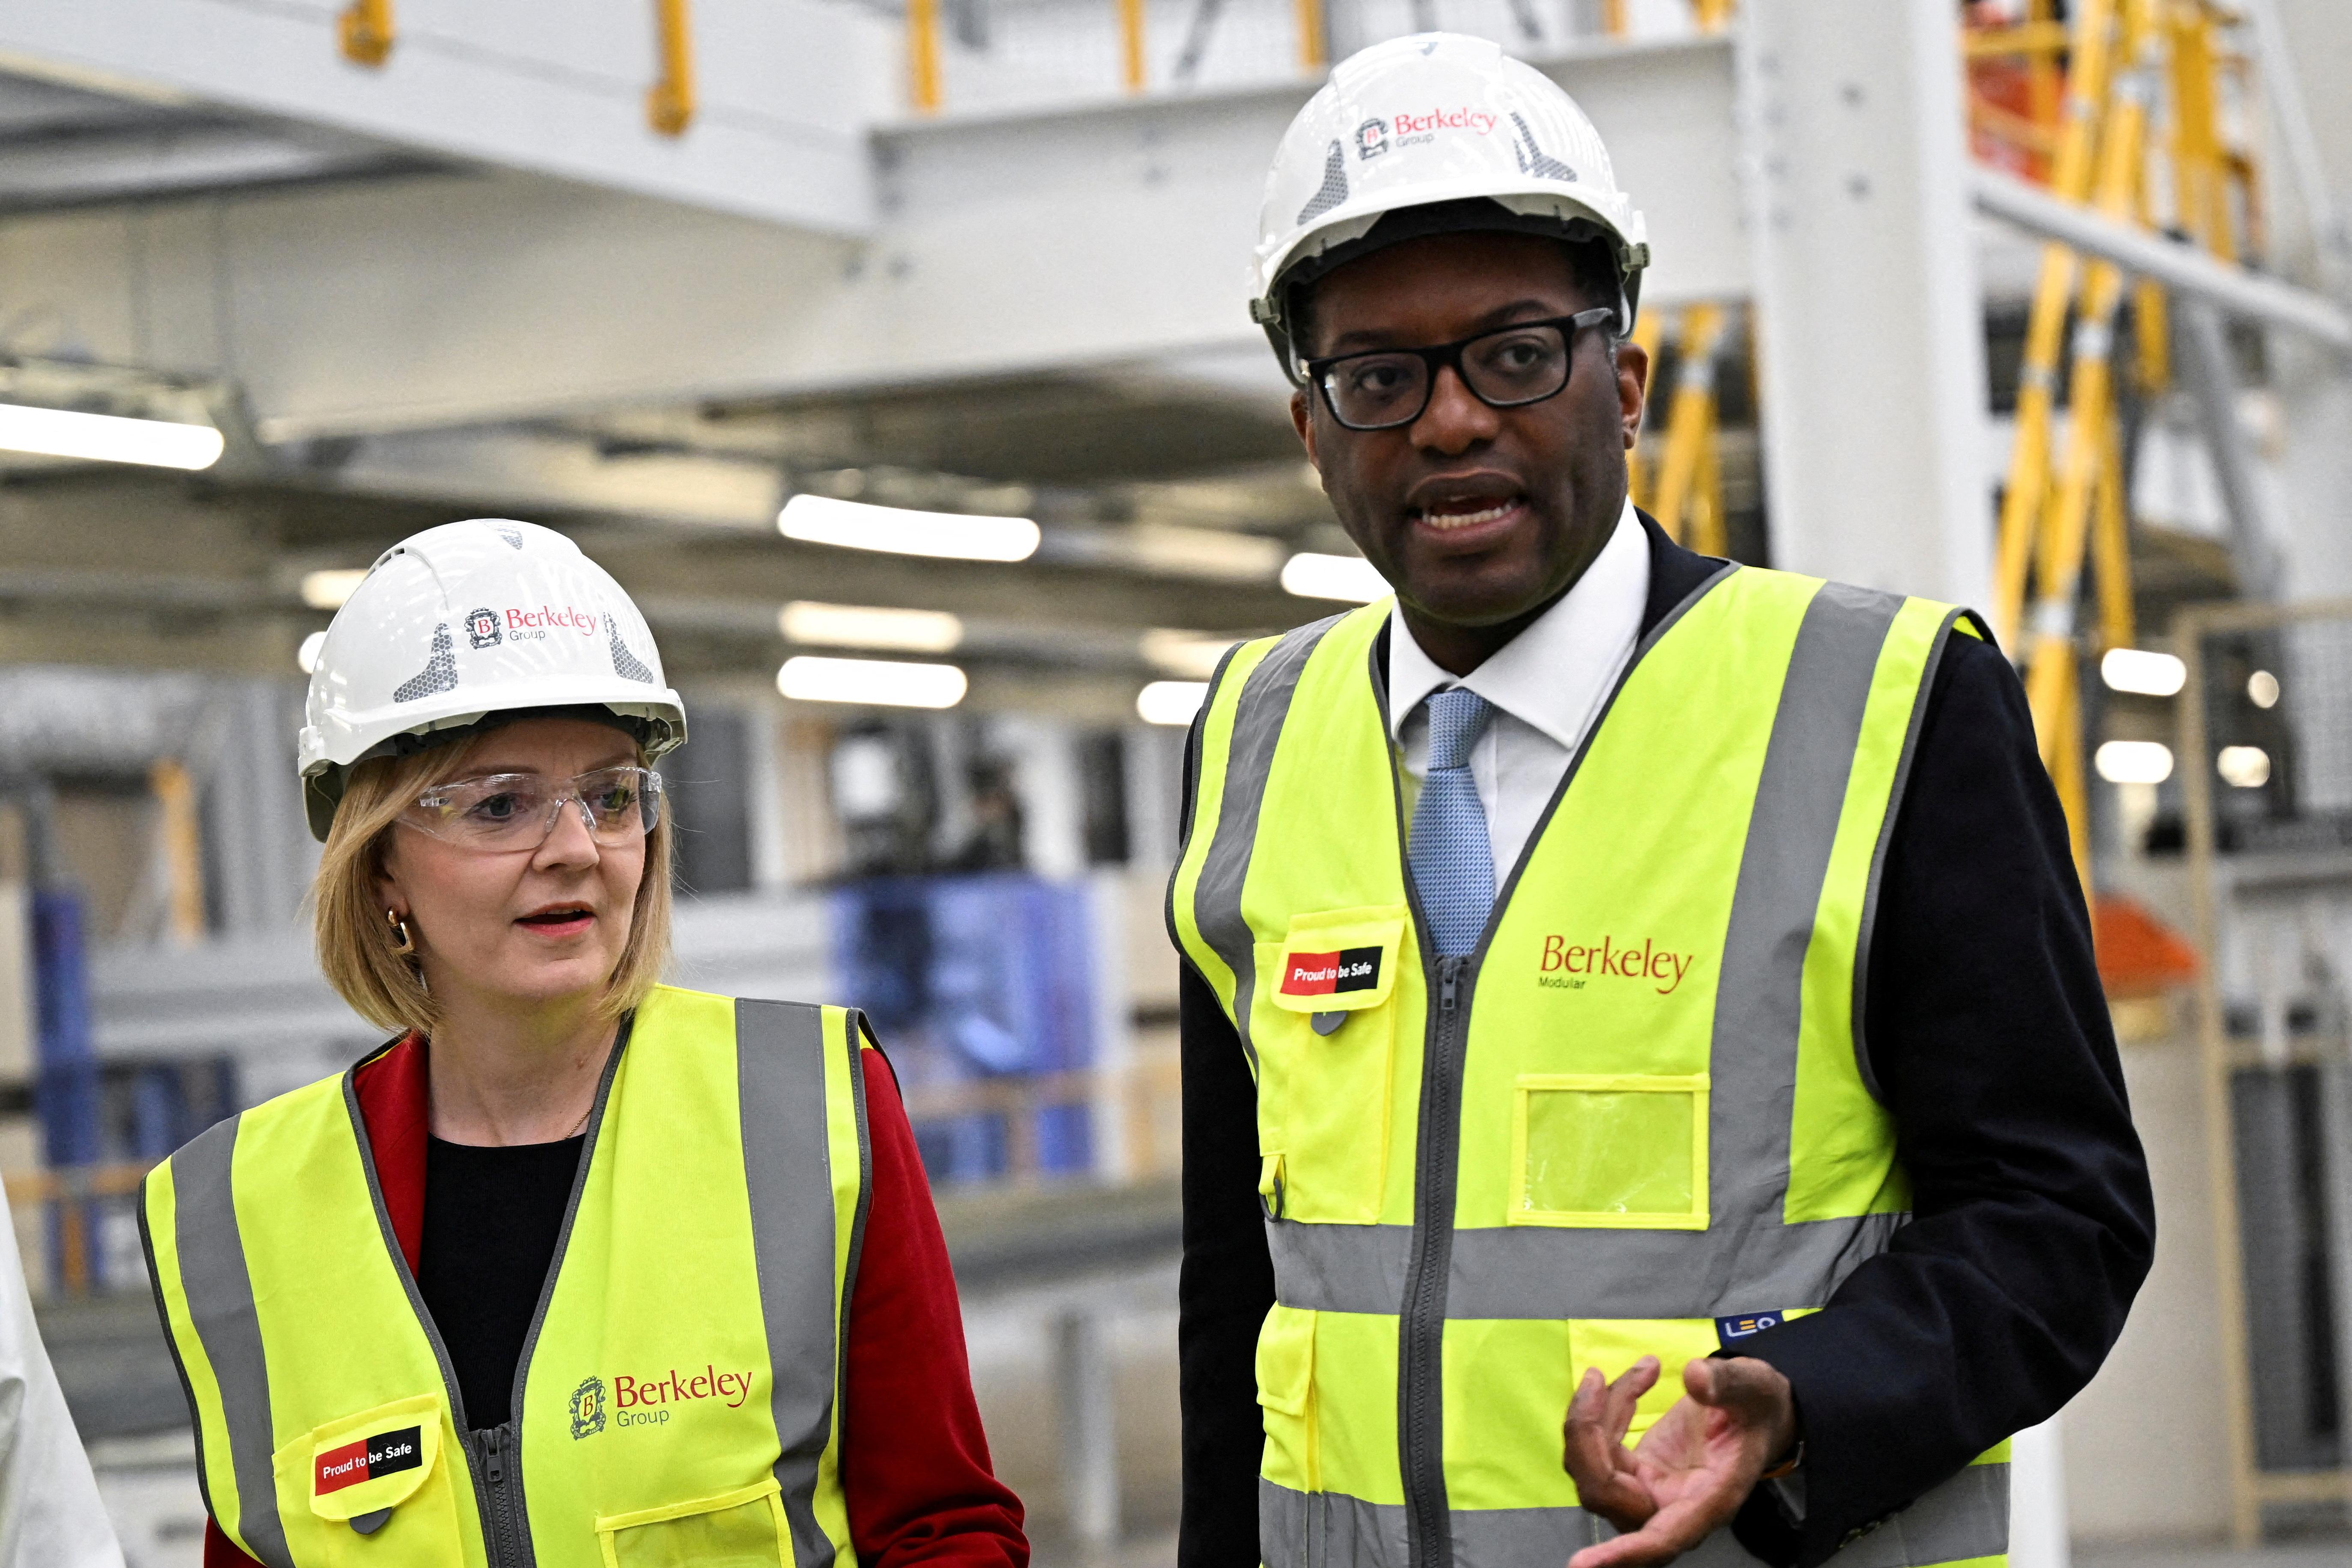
[1290,232,1649,636]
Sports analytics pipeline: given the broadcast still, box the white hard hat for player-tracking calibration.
[297,518,686,840]
[1251,32,1650,379]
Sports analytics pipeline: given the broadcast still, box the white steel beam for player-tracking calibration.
[1740,0,1995,606]
[0,37,1744,440]
[1973,167,2352,351]
[0,0,887,234]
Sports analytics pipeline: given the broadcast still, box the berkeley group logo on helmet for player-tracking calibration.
[502,604,603,643]
[465,607,503,650]
[1371,106,1498,157]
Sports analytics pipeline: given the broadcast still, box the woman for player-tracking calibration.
[141,519,1027,1568]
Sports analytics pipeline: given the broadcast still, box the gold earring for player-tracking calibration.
[387,909,417,956]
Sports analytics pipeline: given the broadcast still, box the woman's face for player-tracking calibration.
[375,718,647,1019]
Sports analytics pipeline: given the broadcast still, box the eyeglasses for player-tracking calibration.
[401,767,663,853]
[1305,307,1619,432]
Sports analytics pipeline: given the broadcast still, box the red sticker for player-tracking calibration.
[314,1427,422,1495]
[1279,946,1379,997]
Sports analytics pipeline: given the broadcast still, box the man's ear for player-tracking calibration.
[1611,339,1651,453]
[1291,388,1321,475]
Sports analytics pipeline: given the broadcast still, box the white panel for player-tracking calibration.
[0,0,886,233]
[1740,0,1994,605]
[0,38,1744,435]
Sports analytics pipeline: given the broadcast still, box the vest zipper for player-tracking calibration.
[476,1423,526,1568]
[1398,952,1472,1568]
[341,1021,634,1568]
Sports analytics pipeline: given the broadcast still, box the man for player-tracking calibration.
[1169,34,2153,1568]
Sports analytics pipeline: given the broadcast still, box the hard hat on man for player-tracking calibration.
[1250,32,1649,378]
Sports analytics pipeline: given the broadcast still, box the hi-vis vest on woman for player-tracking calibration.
[141,986,871,1568]
[1171,564,2012,1568]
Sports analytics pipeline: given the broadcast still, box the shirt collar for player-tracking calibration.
[1386,497,1650,749]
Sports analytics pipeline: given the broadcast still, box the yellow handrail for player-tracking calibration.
[1649,304,1727,552]
[1989,0,2119,650]
[647,0,696,136]
[1624,307,1667,513]
[908,0,944,113]
[1691,0,1736,34]
[1296,0,1327,73]
[1119,0,1148,94]
[337,0,395,67]
[150,759,206,945]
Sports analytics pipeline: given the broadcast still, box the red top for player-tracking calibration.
[204,1034,1027,1568]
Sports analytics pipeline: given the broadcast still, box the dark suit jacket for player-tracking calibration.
[1174,518,2155,1567]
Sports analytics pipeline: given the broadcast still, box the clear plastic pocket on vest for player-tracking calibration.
[1252,907,1408,1225]
[273,1391,464,1565]
[595,1476,789,1567]
[1509,1073,1711,1229]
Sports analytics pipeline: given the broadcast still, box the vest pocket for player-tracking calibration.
[1253,911,1403,1225]
[275,1392,465,1567]
[596,1476,790,1567]
[1509,1074,1711,1229]
[1564,1320,1725,1442]
[1254,1305,1318,1494]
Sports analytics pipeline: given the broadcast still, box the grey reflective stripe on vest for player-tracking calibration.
[739,999,863,1568]
[168,1115,294,1568]
[1193,612,1347,1073]
[1267,1211,1904,1317]
[1702,581,1905,1286]
[1262,1465,2006,1568]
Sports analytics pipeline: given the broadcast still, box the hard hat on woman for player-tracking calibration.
[296,517,686,840]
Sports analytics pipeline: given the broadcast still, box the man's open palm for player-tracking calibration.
[1560,1355,1797,1568]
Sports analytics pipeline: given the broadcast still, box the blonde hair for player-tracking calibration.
[313,732,673,1035]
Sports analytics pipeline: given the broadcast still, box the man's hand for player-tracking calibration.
[1560,1355,1797,1568]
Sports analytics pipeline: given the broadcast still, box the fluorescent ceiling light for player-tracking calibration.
[301,569,369,611]
[779,494,1039,562]
[2094,740,2174,785]
[2099,648,2186,697]
[2217,745,2271,789]
[296,630,328,676]
[777,655,967,709]
[1126,524,1285,581]
[0,403,223,470]
[1138,680,1209,726]
[1140,629,1235,679]
[780,600,963,653]
[1281,551,1389,603]
[2248,669,2280,709]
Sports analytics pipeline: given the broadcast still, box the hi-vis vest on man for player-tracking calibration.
[141,986,871,1568]
[1171,564,2011,1568]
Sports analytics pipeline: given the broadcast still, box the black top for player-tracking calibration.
[418,1134,586,1430]
[1175,519,2156,1568]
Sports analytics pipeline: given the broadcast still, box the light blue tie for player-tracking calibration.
[1409,687,1498,958]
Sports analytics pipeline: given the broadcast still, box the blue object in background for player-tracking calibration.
[31,888,100,1169]
[832,872,1100,1185]
[30,887,104,1289]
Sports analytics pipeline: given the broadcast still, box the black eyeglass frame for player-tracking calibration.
[1303,307,1621,432]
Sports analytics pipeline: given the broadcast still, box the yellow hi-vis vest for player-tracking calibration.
[1170,564,2012,1568]
[140,986,871,1568]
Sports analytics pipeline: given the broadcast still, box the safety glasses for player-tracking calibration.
[1305,307,1618,431]
[400,767,663,853]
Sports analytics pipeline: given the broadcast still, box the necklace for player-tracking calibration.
[567,1099,593,1139]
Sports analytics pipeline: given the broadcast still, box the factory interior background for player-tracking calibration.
[0,0,2349,1562]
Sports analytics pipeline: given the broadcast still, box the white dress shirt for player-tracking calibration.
[1389,499,1650,882]
[0,1189,126,1568]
